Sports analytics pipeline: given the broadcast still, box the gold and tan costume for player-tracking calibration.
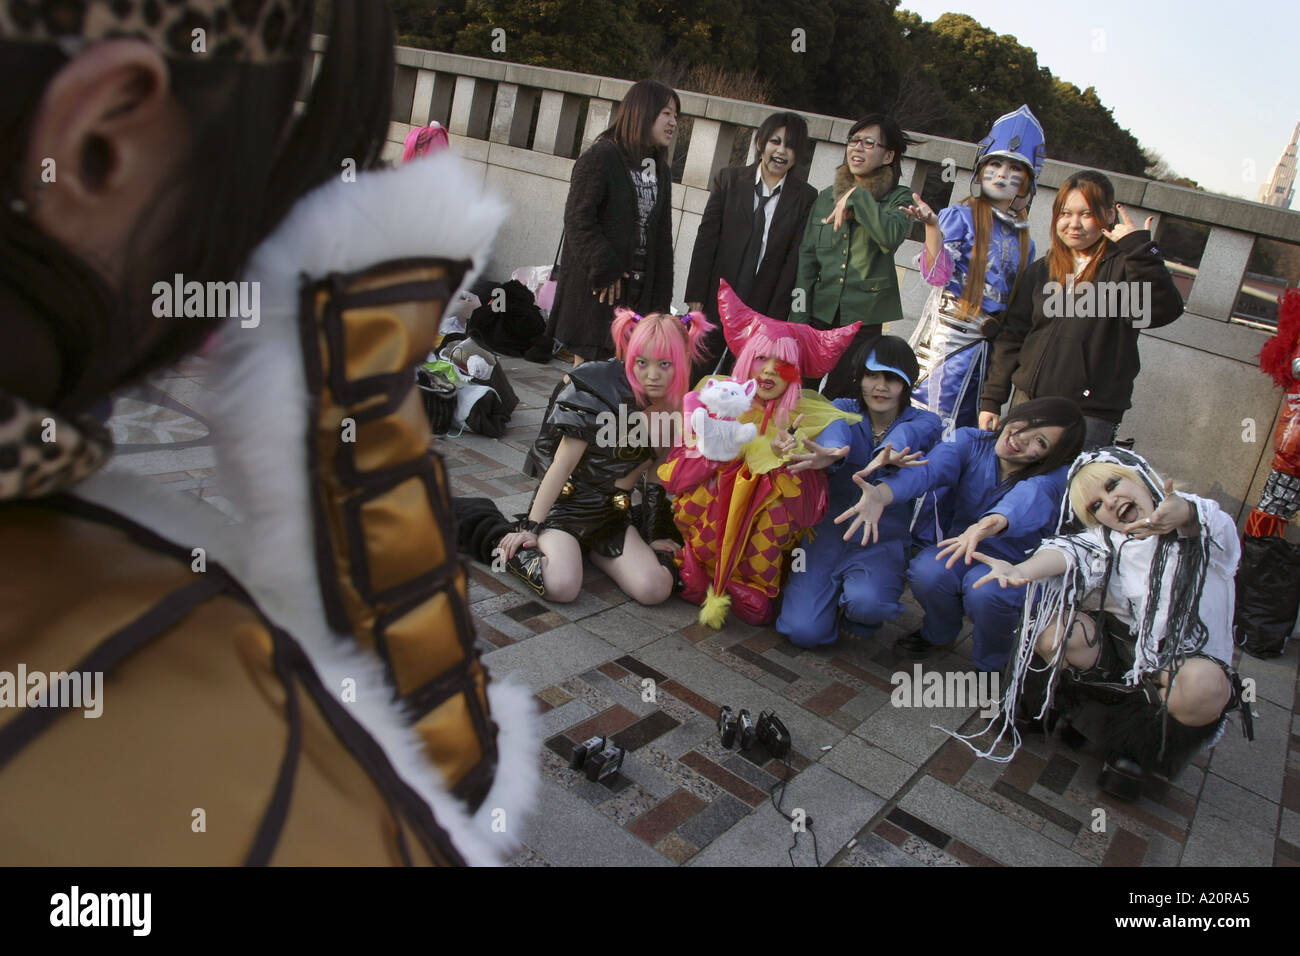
[0,156,536,865]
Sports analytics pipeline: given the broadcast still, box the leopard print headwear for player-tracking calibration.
[0,0,311,62]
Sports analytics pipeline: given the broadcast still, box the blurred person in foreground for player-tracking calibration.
[0,0,535,865]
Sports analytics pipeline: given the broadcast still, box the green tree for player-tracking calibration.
[813,0,905,118]
[1038,79,1146,173]
[894,11,1149,175]
[897,13,1051,141]
[636,0,756,78]
[454,0,651,78]
[743,0,835,110]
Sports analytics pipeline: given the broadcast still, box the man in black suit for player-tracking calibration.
[685,112,818,381]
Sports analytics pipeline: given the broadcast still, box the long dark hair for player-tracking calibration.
[957,191,1032,321]
[982,396,1085,488]
[602,79,680,165]
[0,0,394,413]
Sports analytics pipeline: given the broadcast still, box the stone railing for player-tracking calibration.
[310,38,1300,533]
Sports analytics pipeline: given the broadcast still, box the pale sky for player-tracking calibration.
[899,0,1300,205]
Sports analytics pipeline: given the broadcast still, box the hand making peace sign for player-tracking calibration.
[769,408,806,459]
[1101,203,1155,244]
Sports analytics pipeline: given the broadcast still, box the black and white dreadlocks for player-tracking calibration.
[942,447,1216,762]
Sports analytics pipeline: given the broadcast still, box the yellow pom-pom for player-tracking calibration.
[699,585,731,629]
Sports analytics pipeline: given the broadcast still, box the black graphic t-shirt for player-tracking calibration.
[627,164,658,275]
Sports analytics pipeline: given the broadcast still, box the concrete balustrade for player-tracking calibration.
[449,75,494,140]
[581,100,614,154]
[490,84,538,148]
[533,90,582,157]
[1186,229,1255,321]
[310,36,1300,532]
[681,118,733,190]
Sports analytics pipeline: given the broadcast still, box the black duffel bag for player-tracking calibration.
[416,367,457,436]
[1234,533,1300,658]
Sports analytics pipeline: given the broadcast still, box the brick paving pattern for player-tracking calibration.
[114,351,1300,867]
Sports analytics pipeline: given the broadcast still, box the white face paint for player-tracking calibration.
[980,158,1028,208]
[761,126,793,183]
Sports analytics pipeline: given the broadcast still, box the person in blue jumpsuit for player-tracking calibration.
[836,396,1084,671]
[776,337,942,647]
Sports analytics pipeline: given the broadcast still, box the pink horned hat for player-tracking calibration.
[716,279,860,378]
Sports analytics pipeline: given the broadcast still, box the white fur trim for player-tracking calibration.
[78,156,538,865]
[476,680,542,842]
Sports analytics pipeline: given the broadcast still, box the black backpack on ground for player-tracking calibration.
[467,278,553,362]
[1235,533,1300,658]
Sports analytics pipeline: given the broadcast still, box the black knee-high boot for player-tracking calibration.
[1011,658,1087,747]
[451,496,548,596]
[451,496,513,565]
[1012,655,1054,732]
[1098,684,1221,798]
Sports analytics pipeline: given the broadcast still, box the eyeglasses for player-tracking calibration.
[847,136,885,151]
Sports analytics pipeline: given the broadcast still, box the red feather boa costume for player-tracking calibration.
[1246,289,1300,537]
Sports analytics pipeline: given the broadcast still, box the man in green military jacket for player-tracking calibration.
[794,113,918,398]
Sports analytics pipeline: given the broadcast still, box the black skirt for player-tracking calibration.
[541,483,634,558]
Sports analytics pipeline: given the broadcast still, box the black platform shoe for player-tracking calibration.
[1055,718,1089,750]
[894,629,936,661]
[653,549,685,595]
[506,547,547,597]
[1097,755,1143,800]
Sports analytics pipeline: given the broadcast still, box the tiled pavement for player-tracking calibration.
[109,352,1300,867]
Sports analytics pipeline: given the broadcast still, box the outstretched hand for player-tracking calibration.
[788,437,849,474]
[969,552,1029,589]
[834,487,886,546]
[1101,203,1154,244]
[1120,478,1192,538]
[855,442,927,481]
[902,192,938,227]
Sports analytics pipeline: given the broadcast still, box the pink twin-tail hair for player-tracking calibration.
[731,326,803,420]
[401,123,450,163]
[612,309,715,408]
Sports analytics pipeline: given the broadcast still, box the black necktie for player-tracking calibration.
[735,183,779,303]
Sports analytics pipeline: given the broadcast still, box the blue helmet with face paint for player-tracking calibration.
[970,105,1046,213]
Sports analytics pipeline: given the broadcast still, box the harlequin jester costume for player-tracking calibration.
[660,281,860,627]
[910,106,1044,432]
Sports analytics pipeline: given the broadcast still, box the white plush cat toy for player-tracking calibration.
[687,377,759,461]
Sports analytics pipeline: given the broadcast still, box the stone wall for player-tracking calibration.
[313,38,1300,533]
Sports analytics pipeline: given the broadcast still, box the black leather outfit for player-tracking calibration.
[523,359,656,557]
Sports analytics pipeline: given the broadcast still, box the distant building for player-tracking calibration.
[1259,123,1298,209]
